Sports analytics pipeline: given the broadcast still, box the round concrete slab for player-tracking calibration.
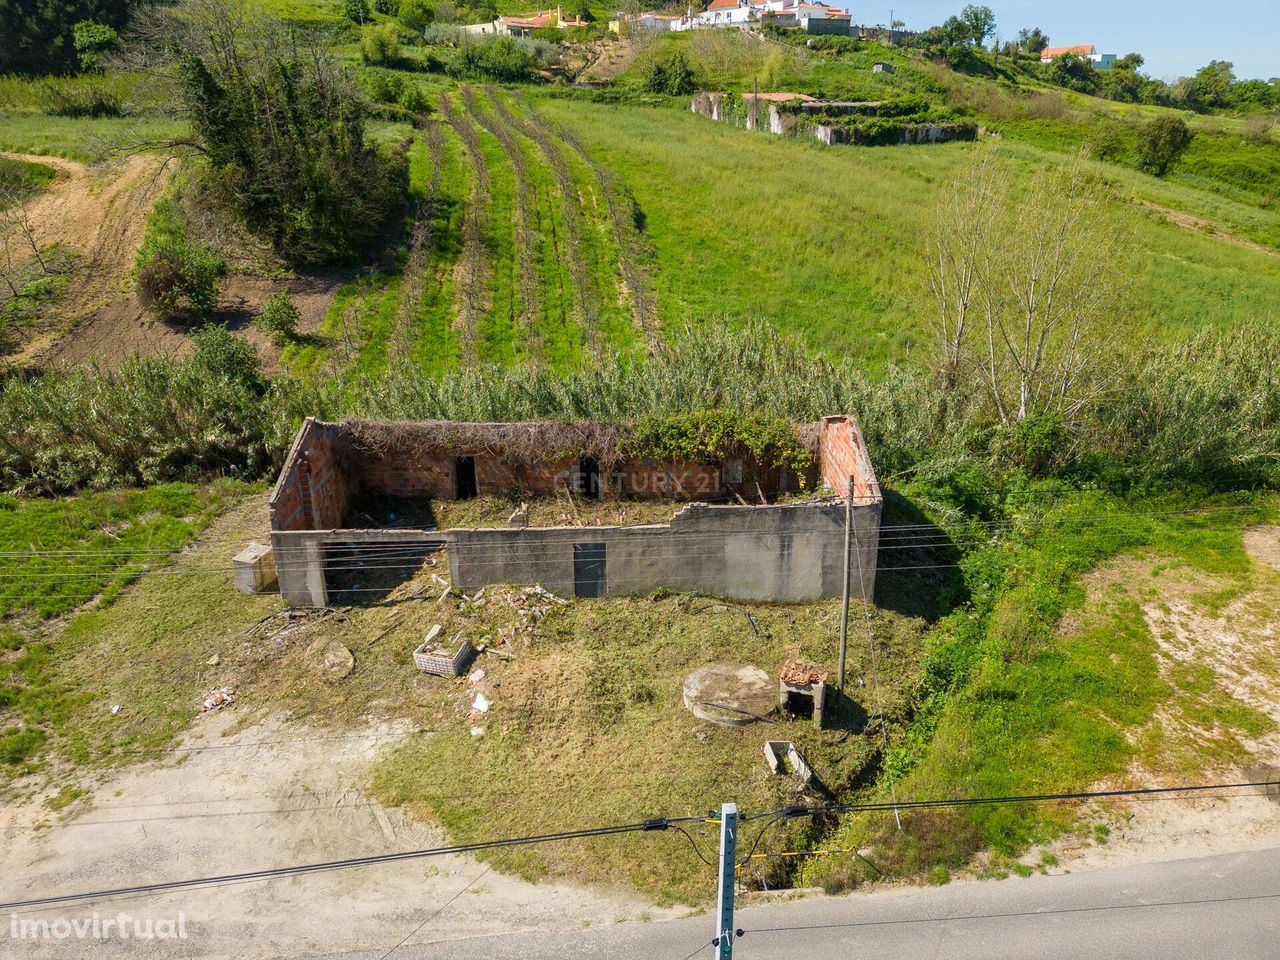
[682,663,776,727]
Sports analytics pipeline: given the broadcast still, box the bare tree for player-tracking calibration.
[927,147,1005,389]
[927,151,1126,425]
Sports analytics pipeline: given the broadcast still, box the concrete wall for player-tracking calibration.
[447,499,880,603]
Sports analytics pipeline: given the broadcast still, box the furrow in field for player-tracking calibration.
[438,92,492,365]
[462,85,543,359]
[495,91,603,355]
[522,94,659,345]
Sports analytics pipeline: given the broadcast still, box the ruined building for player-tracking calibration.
[267,415,881,607]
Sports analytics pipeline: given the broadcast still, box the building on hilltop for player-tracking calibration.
[266,416,882,608]
[1040,44,1117,70]
[459,7,589,37]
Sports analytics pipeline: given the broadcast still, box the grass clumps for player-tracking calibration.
[0,481,248,777]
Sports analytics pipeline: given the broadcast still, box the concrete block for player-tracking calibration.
[233,542,278,594]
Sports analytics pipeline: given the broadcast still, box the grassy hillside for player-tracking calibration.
[536,97,1280,369]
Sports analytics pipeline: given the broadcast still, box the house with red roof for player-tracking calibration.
[1040,44,1117,70]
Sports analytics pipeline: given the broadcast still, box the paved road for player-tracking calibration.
[315,847,1280,960]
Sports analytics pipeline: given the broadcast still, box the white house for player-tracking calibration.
[1040,44,1117,70]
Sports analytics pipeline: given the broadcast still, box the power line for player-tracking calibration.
[8,780,1274,915]
[0,815,707,912]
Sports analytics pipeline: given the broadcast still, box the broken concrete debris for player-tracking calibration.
[201,687,237,712]
[233,541,277,594]
[763,740,813,789]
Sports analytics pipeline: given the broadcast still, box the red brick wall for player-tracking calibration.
[819,415,879,503]
[270,419,352,532]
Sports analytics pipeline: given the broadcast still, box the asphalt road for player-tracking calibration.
[314,847,1280,960]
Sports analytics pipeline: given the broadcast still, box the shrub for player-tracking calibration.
[1088,120,1129,162]
[373,0,399,12]
[398,81,431,112]
[1243,113,1277,144]
[254,290,301,346]
[343,0,370,22]
[398,0,434,29]
[72,20,120,71]
[38,80,122,117]
[452,37,543,82]
[136,238,225,324]
[643,51,697,97]
[360,23,401,65]
[1136,115,1193,176]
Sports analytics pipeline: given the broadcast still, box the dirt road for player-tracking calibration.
[0,712,674,958]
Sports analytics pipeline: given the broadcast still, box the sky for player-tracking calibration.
[852,1,1279,81]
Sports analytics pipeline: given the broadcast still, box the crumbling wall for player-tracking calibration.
[270,418,353,532]
[818,415,879,503]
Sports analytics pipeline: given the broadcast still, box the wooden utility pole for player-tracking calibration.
[838,475,853,690]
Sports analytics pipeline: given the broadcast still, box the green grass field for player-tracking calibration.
[535,97,1280,370]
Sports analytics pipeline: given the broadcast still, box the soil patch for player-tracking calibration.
[0,713,669,959]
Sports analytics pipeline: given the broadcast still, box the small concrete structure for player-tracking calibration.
[233,542,277,594]
[682,664,776,726]
[763,740,813,787]
[872,61,893,73]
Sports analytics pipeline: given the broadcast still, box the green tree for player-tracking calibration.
[172,1,395,265]
[1015,27,1047,54]
[0,0,136,74]
[373,0,399,12]
[1191,60,1234,108]
[643,50,696,96]
[398,0,434,29]
[958,4,995,47]
[1113,51,1144,71]
[1047,51,1096,92]
[343,0,370,22]
[1136,115,1192,176]
[71,20,119,71]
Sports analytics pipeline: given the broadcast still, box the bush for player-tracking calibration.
[451,37,544,82]
[398,0,434,29]
[343,0,371,22]
[361,23,401,64]
[135,238,225,324]
[38,80,122,117]
[1136,115,1193,176]
[643,51,697,97]
[254,290,301,346]
[1088,120,1129,162]
[373,0,399,12]
[72,20,120,71]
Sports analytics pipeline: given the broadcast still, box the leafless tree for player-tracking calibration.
[927,151,1127,425]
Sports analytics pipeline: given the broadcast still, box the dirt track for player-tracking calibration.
[2,151,172,365]
[2,151,341,370]
[0,712,672,959]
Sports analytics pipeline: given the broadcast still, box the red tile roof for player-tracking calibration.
[743,92,817,102]
[1040,44,1095,59]
[707,0,740,9]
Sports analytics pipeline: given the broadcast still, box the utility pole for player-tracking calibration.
[837,475,853,690]
[888,8,893,45]
[714,803,739,960]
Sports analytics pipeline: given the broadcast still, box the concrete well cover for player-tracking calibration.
[682,664,776,727]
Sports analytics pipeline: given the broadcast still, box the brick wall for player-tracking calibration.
[818,415,880,503]
[269,419,353,532]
